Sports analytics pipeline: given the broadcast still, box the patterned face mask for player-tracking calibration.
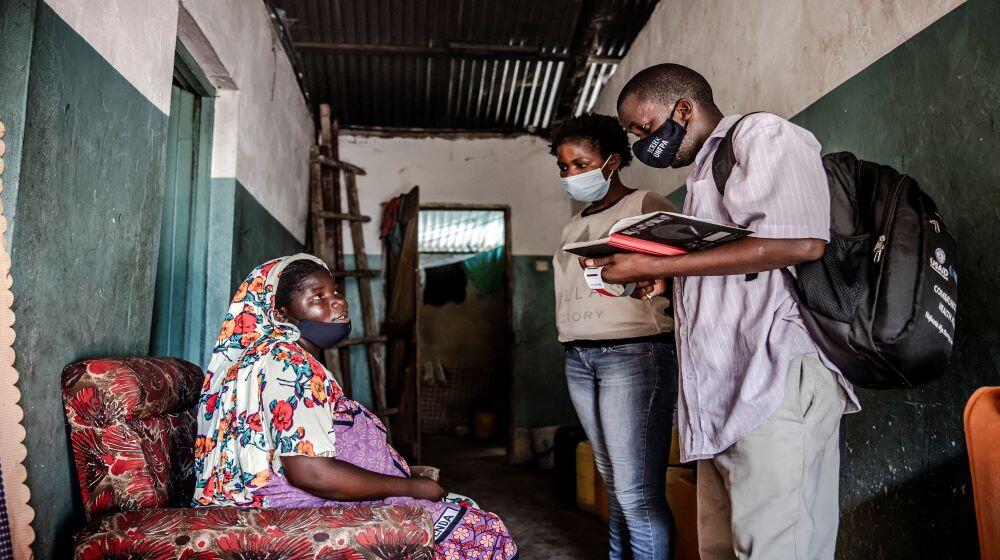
[632,100,688,168]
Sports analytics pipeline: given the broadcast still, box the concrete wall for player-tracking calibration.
[593,0,965,197]
[0,1,311,555]
[0,0,37,249]
[338,134,578,428]
[43,0,178,113]
[791,1,997,556]
[45,0,314,240]
[8,4,173,556]
[339,134,571,256]
[182,0,313,243]
[593,0,988,557]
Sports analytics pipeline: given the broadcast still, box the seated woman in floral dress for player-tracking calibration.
[193,254,518,560]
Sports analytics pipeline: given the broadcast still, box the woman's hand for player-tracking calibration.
[632,279,670,301]
[283,455,444,502]
[410,475,446,501]
[578,253,666,284]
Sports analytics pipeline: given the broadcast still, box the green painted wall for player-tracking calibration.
[665,186,686,210]
[512,255,578,428]
[229,179,303,294]
[206,178,238,367]
[791,2,996,557]
[0,0,36,248]
[212,177,303,365]
[9,4,169,557]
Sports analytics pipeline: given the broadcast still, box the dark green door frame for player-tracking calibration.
[150,42,215,366]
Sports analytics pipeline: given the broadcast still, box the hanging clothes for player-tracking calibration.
[423,262,467,306]
[463,245,505,298]
[379,195,405,254]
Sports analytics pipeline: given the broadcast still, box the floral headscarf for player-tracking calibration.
[192,254,344,507]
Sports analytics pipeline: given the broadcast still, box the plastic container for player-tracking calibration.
[575,441,596,514]
[553,425,588,504]
[473,410,495,440]
[594,468,609,524]
[666,467,699,560]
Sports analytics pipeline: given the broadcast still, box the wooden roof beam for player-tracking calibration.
[294,42,569,61]
[555,0,604,119]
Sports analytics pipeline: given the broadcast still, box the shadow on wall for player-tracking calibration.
[840,452,977,559]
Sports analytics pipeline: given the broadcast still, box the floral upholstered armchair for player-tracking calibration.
[62,357,435,559]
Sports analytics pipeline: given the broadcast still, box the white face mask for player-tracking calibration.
[561,156,613,203]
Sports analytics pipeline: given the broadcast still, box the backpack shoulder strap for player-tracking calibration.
[711,112,766,196]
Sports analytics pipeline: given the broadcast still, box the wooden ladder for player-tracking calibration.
[309,104,390,419]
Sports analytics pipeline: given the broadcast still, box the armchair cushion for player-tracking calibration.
[62,357,203,519]
[74,504,435,559]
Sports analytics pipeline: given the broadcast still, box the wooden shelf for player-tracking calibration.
[332,269,381,278]
[319,211,371,222]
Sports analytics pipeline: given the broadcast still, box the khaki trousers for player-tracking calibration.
[697,354,846,560]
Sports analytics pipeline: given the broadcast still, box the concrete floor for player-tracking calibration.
[423,435,610,559]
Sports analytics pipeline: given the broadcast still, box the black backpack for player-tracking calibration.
[712,113,958,389]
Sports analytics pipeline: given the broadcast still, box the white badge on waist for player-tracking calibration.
[584,266,635,297]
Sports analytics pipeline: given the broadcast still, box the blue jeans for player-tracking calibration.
[566,340,678,560]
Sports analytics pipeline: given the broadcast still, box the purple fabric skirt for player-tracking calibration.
[255,398,517,559]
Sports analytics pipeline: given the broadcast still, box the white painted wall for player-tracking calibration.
[47,0,313,242]
[593,0,966,195]
[183,0,313,242]
[44,0,179,113]
[338,134,573,256]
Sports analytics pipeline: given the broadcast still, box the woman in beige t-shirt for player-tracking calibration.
[550,114,678,560]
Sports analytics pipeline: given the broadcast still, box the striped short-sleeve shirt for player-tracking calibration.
[674,113,860,462]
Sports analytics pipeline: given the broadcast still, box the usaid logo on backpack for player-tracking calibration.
[930,250,950,281]
[933,243,959,284]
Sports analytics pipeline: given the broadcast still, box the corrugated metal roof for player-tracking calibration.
[418,209,505,253]
[270,0,659,132]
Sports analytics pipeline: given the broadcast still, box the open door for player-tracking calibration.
[383,187,421,462]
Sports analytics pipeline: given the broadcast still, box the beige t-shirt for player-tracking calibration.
[553,190,676,343]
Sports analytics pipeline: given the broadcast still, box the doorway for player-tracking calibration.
[416,205,514,445]
[150,44,215,365]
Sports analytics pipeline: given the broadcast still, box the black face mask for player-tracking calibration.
[632,100,687,168]
[298,319,352,349]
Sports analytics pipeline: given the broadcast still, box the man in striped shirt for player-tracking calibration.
[583,64,860,560]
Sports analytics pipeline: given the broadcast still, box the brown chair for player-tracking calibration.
[964,386,1000,560]
[62,356,434,559]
